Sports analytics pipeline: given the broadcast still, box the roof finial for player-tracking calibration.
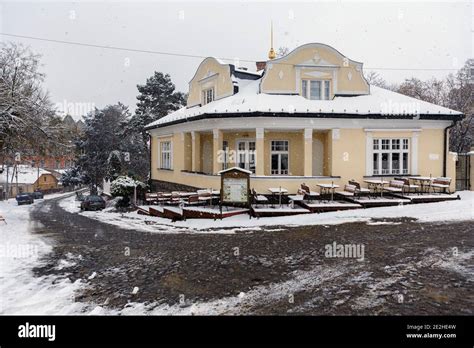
[268,21,276,60]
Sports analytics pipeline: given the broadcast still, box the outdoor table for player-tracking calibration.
[409,176,433,194]
[317,183,339,201]
[268,187,288,208]
[364,179,389,198]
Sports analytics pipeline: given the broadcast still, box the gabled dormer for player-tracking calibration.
[187,57,261,108]
[259,43,370,98]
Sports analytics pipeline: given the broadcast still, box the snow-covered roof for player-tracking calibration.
[0,165,52,185]
[146,79,463,130]
[218,166,253,175]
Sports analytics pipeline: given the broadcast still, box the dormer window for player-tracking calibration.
[301,80,331,100]
[202,88,214,105]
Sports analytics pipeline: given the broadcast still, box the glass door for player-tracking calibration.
[236,140,256,173]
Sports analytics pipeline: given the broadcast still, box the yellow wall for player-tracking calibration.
[150,127,455,194]
[263,131,304,176]
[260,43,369,96]
[418,129,445,178]
[187,57,234,107]
[34,174,58,191]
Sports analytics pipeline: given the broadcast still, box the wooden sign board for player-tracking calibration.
[219,167,251,210]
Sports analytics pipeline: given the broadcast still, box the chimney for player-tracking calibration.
[256,61,266,71]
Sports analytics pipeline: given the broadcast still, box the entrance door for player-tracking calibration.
[236,140,256,173]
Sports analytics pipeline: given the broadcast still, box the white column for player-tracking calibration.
[256,128,264,176]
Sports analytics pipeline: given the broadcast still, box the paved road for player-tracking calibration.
[30,195,473,315]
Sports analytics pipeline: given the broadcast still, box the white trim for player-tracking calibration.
[256,127,264,139]
[364,128,422,132]
[304,128,313,139]
[332,128,340,140]
[155,133,173,139]
[149,117,452,136]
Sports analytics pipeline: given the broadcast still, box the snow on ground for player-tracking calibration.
[0,192,94,314]
[59,191,473,233]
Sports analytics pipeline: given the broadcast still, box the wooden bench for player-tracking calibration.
[348,180,371,197]
[383,180,405,194]
[337,184,358,198]
[252,189,269,207]
[395,178,419,194]
[431,177,452,194]
[299,183,319,202]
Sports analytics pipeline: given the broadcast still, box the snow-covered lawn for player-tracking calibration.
[59,191,473,233]
[0,192,90,314]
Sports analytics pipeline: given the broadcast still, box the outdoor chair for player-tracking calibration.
[348,180,371,198]
[383,180,405,194]
[252,188,269,207]
[300,183,319,202]
[431,177,452,194]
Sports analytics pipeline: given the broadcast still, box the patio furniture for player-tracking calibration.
[348,180,371,198]
[336,184,358,198]
[317,182,339,201]
[364,179,389,198]
[431,177,452,194]
[156,192,171,205]
[409,176,434,194]
[288,194,305,203]
[169,191,182,205]
[268,187,288,208]
[197,189,213,206]
[383,180,405,194]
[145,193,158,205]
[299,183,320,202]
[184,194,204,206]
[394,178,419,194]
[252,189,269,207]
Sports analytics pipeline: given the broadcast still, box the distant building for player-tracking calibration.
[0,165,59,197]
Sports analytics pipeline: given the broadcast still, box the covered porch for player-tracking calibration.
[173,127,339,192]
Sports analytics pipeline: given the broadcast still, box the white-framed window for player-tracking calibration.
[271,140,289,175]
[301,79,331,100]
[373,138,409,175]
[236,140,256,173]
[202,88,214,105]
[160,141,172,169]
[222,140,229,170]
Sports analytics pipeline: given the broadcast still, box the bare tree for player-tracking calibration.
[0,42,57,158]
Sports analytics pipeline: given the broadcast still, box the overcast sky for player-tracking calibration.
[1,1,472,119]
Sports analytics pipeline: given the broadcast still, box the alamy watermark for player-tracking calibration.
[325,241,365,261]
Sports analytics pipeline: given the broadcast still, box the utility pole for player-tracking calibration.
[5,165,9,199]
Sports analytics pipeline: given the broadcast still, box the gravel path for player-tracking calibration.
[30,196,473,315]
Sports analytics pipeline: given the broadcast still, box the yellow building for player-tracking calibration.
[0,165,59,197]
[146,43,462,193]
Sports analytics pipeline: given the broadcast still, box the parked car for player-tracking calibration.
[80,195,106,211]
[31,191,44,199]
[16,193,34,205]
